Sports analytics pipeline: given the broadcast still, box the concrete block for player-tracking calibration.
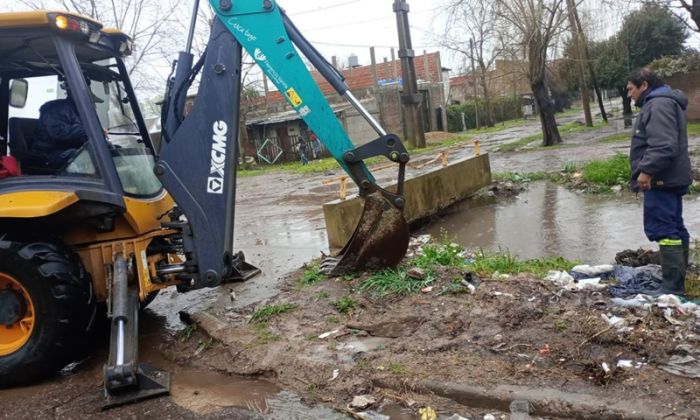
[323,153,491,250]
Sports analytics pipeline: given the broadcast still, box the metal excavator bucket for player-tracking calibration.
[322,190,410,276]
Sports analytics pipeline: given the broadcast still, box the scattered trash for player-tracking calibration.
[461,279,477,294]
[616,360,633,369]
[575,277,605,290]
[493,291,514,298]
[660,346,700,378]
[319,329,340,339]
[602,362,611,374]
[609,265,663,297]
[330,369,340,381]
[616,359,645,369]
[571,264,614,279]
[615,248,660,267]
[663,308,685,326]
[483,414,496,420]
[355,412,390,420]
[349,395,379,411]
[538,343,551,354]
[611,294,654,309]
[545,271,575,288]
[510,399,531,420]
[421,286,434,293]
[419,406,437,420]
[408,267,426,280]
[601,314,625,327]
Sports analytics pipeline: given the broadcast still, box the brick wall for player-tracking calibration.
[667,71,700,121]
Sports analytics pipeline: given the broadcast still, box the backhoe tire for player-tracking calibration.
[0,237,94,388]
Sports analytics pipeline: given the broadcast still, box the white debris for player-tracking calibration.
[571,264,614,276]
[663,308,685,326]
[611,294,654,309]
[602,362,611,373]
[545,271,575,288]
[483,415,496,420]
[602,314,625,326]
[330,369,340,381]
[349,395,378,411]
[575,278,605,290]
[319,329,340,339]
[617,360,634,368]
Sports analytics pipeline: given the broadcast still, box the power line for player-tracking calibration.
[309,39,440,50]
[289,0,364,16]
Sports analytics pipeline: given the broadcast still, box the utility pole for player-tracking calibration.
[566,0,592,127]
[571,0,607,123]
[470,39,480,130]
[393,0,425,148]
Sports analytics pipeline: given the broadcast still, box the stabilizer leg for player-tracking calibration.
[103,253,169,410]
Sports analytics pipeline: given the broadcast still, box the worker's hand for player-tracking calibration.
[637,172,652,191]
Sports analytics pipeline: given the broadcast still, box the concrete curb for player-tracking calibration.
[373,379,677,419]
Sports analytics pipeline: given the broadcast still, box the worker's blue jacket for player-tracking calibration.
[629,86,692,192]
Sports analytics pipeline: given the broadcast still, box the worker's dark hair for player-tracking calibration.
[627,68,664,89]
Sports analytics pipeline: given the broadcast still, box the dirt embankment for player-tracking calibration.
[184,257,700,419]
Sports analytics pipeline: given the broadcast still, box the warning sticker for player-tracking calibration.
[286,88,303,107]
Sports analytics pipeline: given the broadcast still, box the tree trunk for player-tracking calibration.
[478,64,495,127]
[532,80,562,146]
[620,86,633,128]
[692,1,700,31]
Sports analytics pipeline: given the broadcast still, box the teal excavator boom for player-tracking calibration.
[159,0,411,279]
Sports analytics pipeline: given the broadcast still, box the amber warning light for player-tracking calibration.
[53,15,89,34]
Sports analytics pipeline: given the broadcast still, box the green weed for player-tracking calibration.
[248,322,280,346]
[467,249,579,278]
[413,235,465,269]
[359,268,434,296]
[176,324,197,342]
[298,263,325,286]
[318,290,330,299]
[388,362,407,375]
[332,296,357,314]
[554,319,568,332]
[250,303,298,324]
[687,122,700,137]
[582,153,630,187]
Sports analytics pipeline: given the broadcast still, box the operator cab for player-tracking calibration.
[0,12,162,230]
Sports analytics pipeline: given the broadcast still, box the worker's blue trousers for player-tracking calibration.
[643,187,690,246]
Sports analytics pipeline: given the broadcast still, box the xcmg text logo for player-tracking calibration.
[207,120,228,194]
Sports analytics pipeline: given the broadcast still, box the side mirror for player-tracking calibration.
[9,79,28,108]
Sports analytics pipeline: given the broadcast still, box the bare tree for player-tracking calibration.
[496,0,569,146]
[441,0,502,127]
[20,0,182,94]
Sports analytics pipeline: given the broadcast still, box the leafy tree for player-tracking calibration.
[591,3,687,123]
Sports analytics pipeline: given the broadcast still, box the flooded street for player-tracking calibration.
[420,181,700,263]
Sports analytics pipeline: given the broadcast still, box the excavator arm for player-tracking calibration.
[158,0,410,288]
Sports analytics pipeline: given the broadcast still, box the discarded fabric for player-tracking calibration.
[570,264,614,280]
[545,271,575,288]
[609,265,663,298]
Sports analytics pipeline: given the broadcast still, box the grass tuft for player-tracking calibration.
[467,248,580,278]
[332,296,357,314]
[250,303,298,324]
[581,153,630,187]
[298,263,325,286]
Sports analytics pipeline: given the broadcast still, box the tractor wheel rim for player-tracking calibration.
[0,273,35,356]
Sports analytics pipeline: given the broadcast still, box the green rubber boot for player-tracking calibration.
[659,244,686,296]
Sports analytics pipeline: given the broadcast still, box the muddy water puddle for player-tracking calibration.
[420,181,700,263]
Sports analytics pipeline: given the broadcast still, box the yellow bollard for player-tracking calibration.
[474,139,481,156]
[339,176,347,200]
[440,151,448,167]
